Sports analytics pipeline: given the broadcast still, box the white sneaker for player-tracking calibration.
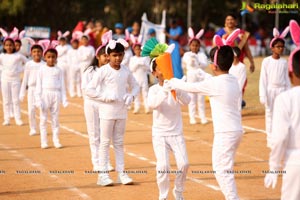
[41,144,49,149]
[107,163,114,172]
[97,174,114,186]
[173,188,184,200]
[133,108,139,114]
[201,119,208,125]
[189,118,197,125]
[15,119,24,126]
[54,142,63,149]
[117,172,133,185]
[145,107,150,114]
[2,121,10,126]
[29,130,37,136]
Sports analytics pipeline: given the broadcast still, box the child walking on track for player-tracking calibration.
[181,28,209,125]
[81,31,113,172]
[86,39,139,186]
[259,26,290,148]
[148,59,190,200]
[0,37,27,126]
[167,44,244,200]
[19,43,45,135]
[264,20,300,200]
[35,45,68,149]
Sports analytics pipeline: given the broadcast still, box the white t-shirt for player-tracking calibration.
[170,74,242,133]
[229,62,247,93]
[86,64,139,120]
[147,84,190,136]
[129,56,150,85]
[0,52,27,82]
[67,48,80,71]
[269,86,300,169]
[78,45,95,73]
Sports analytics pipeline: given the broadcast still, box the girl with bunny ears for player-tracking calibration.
[19,39,45,136]
[35,40,68,149]
[264,19,300,200]
[86,38,139,186]
[128,34,151,114]
[0,28,28,126]
[182,28,210,125]
[167,31,244,200]
[259,25,291,148]
[77,29,95,75]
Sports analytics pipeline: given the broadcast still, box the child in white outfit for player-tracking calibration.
[0,38,27,126]
[35,48,68,149]
[19,44,45,135]
[86,39,139,186]
[182,31,208,125]
[129,43,150,114]
[168,45,243,200]
[259,36,290,148]
[148,59,190,200]
[78,35,95,75]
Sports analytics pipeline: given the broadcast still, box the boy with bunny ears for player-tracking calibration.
[259,25,291,148]
[264,19,300,200]
[166,29,244,200]
[181,28,210,125]
[86,39,139,186]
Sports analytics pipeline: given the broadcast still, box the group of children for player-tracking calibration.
[0,18,299,200]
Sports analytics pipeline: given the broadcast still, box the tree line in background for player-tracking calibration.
[0,0,299,36]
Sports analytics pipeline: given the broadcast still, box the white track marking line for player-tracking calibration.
[0,143,91,200]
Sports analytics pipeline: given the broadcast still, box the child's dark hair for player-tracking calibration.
[292,50,300,78]
[271,38,285,47]
[15,39,22,45]
[44,48,58,57]
[189,38,201,45]
[232,46,241,58]
[107,42,125,54]
[31,44,43,52]
[91,45,106,67]
[3,38,16,53]
[209,45,234,71]
[150,59,157,72]
[81,35,89,40]
[225,13,237,20]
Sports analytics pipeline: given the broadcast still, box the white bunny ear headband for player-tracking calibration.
[288,19,300,73]
[212,29,240,66]
[130,34,143,48]
[269,26,289,48]
[95,30,112,55]
[0,27,19,41]
[57,30,70,40]
[188,27,204,44]
[105,38,129,54]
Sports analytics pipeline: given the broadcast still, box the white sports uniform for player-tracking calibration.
[67,47,81,97]
[268,86,300,200]
[86,64,139,174]
[182,51,208,124]
[121,48,133,67]
[35,65,67,148]
[0,52,27,125]
[170,74,243,200]
[259,56,290,147]
[56,44,70,93]
[129,55,150,113]
[19,60,45,134]
[78,45,95,74]
[147,84,190,199]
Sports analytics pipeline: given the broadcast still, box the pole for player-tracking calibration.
[275,0,279,28]
[187,0,192,28]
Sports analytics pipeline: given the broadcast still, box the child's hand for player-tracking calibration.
[123,93,134,106]
[163,80,173,92]
[264,173,278,189]
[19,95,24,102]
[62,101,69,108]
[259,96,266,105]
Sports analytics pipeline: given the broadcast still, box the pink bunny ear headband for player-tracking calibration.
[188,27,204,44]
[0,27,19,42]
[57,30,70,40]
[130,34,143,49]
[212,29,240,66]
[288,19,300,73]
[38,39,59,56]
[105,38,129,54]
[95,30,112,55]
[269,26,289,48]
[23,37,45,51]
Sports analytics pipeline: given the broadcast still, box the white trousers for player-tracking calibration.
[1,80,21,122]
[69,68,81,97]
[84,99,101,170]
[212,131,243,200]
[134,81,149,111]
[152,134,189,199]
[188,93,206,120]
[39,91,61,146]
[99,119,126,173]
[27,87,37,132]
[281,165,300,200]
